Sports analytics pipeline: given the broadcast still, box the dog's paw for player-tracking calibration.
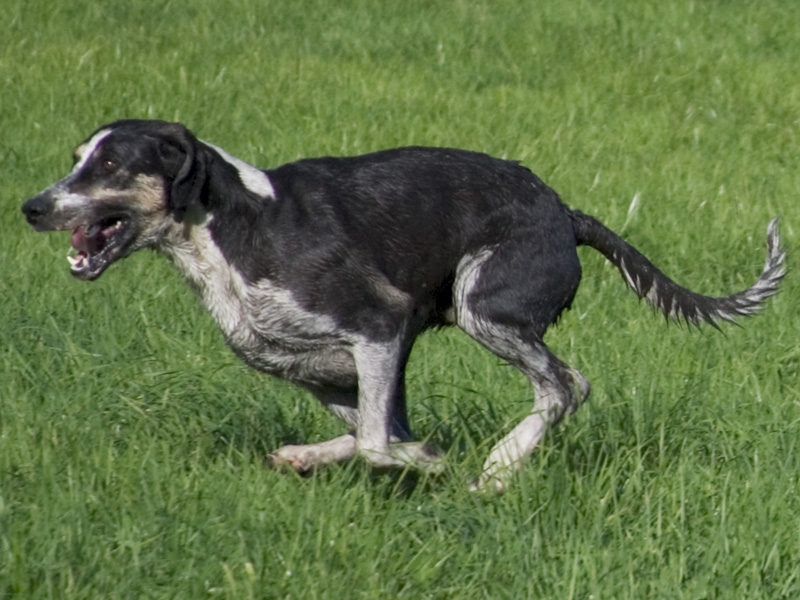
[393,442,446,475]
[268,435,358,473]
[267,445,316,474]
[469,474,507,495]
[359,442,446,474]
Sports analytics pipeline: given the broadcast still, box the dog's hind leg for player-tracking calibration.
[471,342,590,493]
[455,237,590,493]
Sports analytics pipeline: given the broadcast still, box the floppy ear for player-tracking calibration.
[156,123,207,222]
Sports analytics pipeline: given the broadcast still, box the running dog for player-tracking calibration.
[21,120,786,492]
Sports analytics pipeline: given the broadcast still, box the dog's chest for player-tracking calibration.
[225,281,356,387]
[167,228,357,388]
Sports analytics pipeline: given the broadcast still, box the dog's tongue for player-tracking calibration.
[72,227,86,252]
[71,225,104,254]
[72,227,88,253]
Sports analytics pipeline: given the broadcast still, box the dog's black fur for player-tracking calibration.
[22,120,786,491]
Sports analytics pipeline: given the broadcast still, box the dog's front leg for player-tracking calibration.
[353,338,403,468]
[353,339,444,473]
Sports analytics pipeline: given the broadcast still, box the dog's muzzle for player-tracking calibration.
[22,190,136,281]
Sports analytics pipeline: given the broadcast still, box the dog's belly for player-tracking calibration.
[231,337,358,390]
[188,270,361,389]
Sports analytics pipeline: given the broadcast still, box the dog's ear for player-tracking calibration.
[156,123,207,222]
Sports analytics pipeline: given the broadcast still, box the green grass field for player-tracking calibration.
[2,0,800,597]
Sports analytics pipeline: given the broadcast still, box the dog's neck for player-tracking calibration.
[160,208,249,337]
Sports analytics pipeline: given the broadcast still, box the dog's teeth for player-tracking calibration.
[67,251,88,269]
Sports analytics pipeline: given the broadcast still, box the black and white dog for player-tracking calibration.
[22,120,785,492]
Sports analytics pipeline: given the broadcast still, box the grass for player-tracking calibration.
[2,0,800,597]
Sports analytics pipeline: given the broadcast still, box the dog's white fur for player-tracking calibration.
[201,141,276,199]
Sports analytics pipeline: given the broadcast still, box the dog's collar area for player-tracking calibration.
[201,140,275,199]
[67,218,129,279]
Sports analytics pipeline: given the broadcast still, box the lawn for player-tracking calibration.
[2,0,800,597]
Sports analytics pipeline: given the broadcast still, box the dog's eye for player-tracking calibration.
[102,159,118,172]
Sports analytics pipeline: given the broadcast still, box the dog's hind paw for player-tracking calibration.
[469,474,507,495]
[394,442,446,475]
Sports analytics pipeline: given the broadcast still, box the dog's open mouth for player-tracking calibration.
[67,217,131,280]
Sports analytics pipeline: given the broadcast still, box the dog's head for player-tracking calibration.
[21,120,208,280]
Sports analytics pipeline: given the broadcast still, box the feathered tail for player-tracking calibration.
[571,211,786,327]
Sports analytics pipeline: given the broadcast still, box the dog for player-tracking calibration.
[21,119,786,492]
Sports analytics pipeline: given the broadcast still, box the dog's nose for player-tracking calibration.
[21,193,53,226]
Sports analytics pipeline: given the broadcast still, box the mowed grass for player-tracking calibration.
[2,0,800,597]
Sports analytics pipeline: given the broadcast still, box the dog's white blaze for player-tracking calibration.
[50,190,93,212]
[72,129,112,172]
[202,141,275,199]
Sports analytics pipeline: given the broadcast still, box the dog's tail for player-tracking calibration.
[571,210,786,327]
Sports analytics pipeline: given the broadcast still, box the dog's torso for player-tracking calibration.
[22,119,784,491]
[162,217,358,389]
[161,145,577,390]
